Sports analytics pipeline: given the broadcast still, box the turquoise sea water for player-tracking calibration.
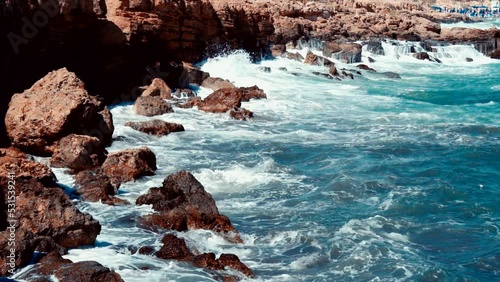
[13,42,500,281]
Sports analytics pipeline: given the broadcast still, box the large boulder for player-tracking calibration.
[125,120,185,136]
[101,147,157,187]
[141,78,172,99]
[156,234,194,261]
[134,96,174,117]
[50,134,107,173]
[5,68,114,155]
[137,171,241,242]
[0,229,36,276]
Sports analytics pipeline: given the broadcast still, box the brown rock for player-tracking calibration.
[125,120,185,136]
[284,52,305,62]
[137,171,240,242]
[156,234,194,261]
[201,77,236,91]
[229,108,254,121]
[50,134,106,173]
[134,96,174,117]
[73,168,117,203]
[357,64,376,72]
[304,51,321,65]
[137,246,155,255]
[218,253,255,278]
[101,147,157,187]
[179,62,210,88]
[0,156,56,186]
[5,68,113,155]
[329,65,339,77]
[172,88,196,99]
[325,43,363,64]
[141,78,172,99]
[192,253,223,270]
[0,229,36,276]
[198,89,243,113]
[0,147,29,159]
[19,252,124,282]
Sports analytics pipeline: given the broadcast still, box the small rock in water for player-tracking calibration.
[466,57,473,62]
[258,66,271,73]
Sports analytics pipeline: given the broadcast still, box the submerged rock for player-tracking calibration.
[125,120,185,136]
[5,68,114,155]
[101,147,157,187]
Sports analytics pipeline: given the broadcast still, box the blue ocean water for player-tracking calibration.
[14,42,499,281]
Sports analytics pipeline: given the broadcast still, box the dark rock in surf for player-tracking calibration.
[136,171,241,242]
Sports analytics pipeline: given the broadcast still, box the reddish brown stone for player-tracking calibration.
[134,96,174,117]
[101,147,157,187]
[50,134,106,172]
[156,234,194,261]
[201,77,236,91]
[73,168,116,202]
[125,120,185,136]
[137,171,241,242]
[229,108,254,121]
[141,78,172,99]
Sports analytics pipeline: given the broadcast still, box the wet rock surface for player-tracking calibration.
[4,68,114,155]
[134,96,174,117]
[125,120,185,136]
[137,171,241,242]
[101,147,157,187]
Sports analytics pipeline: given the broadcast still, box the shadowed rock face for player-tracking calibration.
[50,134,107,173]
[13,252,124,282]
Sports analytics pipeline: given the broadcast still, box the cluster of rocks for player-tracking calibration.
[1,68,254,280]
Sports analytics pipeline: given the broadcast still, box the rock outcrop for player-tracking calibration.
[73,168,129,205]
[137,171,241,242]
[101,146,157,187]
[4,68,114,155]
[134,96,174,117]
[125,120,185,136]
